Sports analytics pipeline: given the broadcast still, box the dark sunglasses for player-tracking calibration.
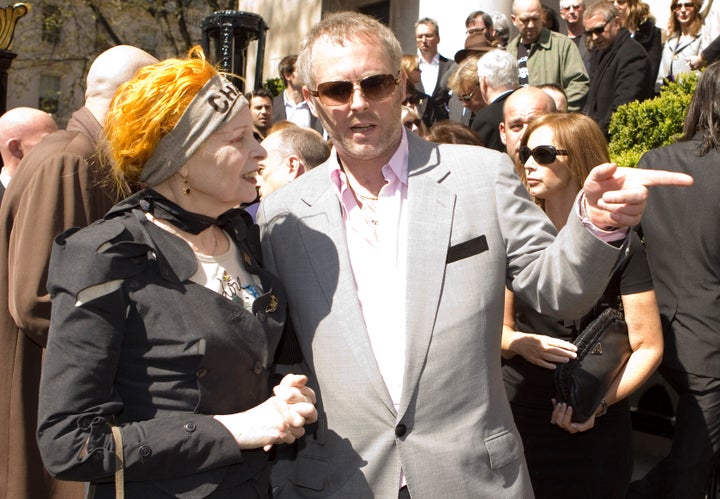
[673,2,694,9]
[518,145,569,165]
[307,74,400,106]
[584,19,611,37]
[459,88,477,102]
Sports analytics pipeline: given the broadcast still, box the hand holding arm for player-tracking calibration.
[583,163,693,229]
[503,329,578,369]
[214,374,317,452]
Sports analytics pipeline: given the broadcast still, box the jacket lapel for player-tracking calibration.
[298,165,397,414]
[399,135,455,417]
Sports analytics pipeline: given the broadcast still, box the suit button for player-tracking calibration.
[139,445,152,458]
[184,422,197,433]
[196,368,207,378]
[395,424,407,437]
[253,361,264,374]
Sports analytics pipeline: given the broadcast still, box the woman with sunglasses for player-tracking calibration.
[656,0,706,92]
[401,54,429,122]
[501,113,663,498]
[614,0,663,80]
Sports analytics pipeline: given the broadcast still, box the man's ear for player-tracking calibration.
[287,155,305,178]
[302,87,320,118]
[7,138,22,160]
[499,122,507,145]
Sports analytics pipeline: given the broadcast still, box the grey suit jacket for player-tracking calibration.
[259,132,624,498]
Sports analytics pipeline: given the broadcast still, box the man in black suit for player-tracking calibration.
[628,62,720,499]
[473,49,519,152]
[271,54,323,134]
[581,1,653,138]
[415,18,453,127]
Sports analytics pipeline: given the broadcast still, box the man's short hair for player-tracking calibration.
[268,126,330,170]
[245,88,274,101]
[277,54,297,86]
[465,10,494,30]
[584,1,618,22]
[477,50,519,90]
[415,17,440,36]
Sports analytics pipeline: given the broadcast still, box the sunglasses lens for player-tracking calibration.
[534,146,556,164]
[519,146,530,164]
[317,81,354,105]
[361,74,397,101]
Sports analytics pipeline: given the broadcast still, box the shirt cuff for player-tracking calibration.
[575,192,628,243]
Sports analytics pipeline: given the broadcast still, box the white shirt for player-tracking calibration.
[418,52,440,95]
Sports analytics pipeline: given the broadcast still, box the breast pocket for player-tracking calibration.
[446,235,488,264]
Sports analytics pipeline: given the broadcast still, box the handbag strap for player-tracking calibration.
[111,425,124,499]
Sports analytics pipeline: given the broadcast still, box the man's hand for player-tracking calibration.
[583,163,693,229]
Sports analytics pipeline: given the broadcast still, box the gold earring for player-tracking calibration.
[181,174,191,195]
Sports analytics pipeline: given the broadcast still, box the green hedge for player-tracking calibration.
[608,72,698,167]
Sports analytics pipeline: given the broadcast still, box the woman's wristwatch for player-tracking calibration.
[595,399,608,418]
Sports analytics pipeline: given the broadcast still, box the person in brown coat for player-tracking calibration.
[0,45,157,499]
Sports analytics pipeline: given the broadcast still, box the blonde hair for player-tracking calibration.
[104,46,218,192]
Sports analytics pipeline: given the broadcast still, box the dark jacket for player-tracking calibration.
[415,54,454,127]
[583,28,654,137]
[702,34,720,64]
[631,18,664,84]
[470,90,514,152]
[638,136,720,378]
[37,192,288,498]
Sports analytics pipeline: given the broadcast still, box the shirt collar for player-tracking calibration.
[418,52,440,65]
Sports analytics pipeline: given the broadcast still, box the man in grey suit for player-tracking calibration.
[258,11,692,498]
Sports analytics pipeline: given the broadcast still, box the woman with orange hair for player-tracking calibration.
[501,113,663,498]
[36,47,316,498]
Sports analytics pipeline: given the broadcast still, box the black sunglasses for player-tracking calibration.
[584,19,611,37]
[459,88,478,102]
[307,74,400,106]
[673,2,694,9]
[518,145,569,165]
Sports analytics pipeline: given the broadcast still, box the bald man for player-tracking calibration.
[0,45,157,499]
[0,107,57,202]
[499,85,557,175]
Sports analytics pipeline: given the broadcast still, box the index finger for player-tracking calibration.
[631,168,694,187]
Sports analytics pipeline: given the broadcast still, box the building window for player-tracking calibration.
[42,5,63,45]
[39,74,60,115]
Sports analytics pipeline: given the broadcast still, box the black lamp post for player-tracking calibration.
[200,10,269,93]
[0,3,31,115]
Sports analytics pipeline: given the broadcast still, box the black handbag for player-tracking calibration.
[554,307,632,422]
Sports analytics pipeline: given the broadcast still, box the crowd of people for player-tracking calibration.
[0,2,715,499]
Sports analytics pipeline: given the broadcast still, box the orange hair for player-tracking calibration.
[104,46,218,191]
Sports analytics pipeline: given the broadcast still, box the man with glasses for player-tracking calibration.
[465,10,496,43]
[507,0,589,112]
[560,0,591,72]
[259,10,692,499]
[581,1,653,138]
[414,18,452,127]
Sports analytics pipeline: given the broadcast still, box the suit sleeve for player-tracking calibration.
[495,158,626,317]
[37,232,244,482]
[561,39,590,112]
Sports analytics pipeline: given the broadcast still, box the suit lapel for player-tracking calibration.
[399,135,456,417]
[298,164,397,414]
